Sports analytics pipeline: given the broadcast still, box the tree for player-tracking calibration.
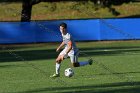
[21,0,42,22]
[21,0,61,22]
[20,0,136,21]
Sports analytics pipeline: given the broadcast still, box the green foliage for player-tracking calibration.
[0,1,140,21]
[69,1,96,11]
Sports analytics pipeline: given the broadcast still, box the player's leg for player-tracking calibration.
[56,55,62,74]
[71,54,91,67]
[50,49,67,78]
[70,51,79,67]
[50,55,62,78]
[72,57,93,67]
[69,51,93,67]
[78,58,93,66]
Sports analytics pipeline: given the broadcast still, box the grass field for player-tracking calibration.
[0,40,140,93]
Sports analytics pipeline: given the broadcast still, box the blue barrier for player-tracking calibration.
[100,18,140,40]
[0,18,140,44]
[0,22,37,44]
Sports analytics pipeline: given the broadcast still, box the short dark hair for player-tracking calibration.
[59,22,67,29]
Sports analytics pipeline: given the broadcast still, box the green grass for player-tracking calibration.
[0,1,140,21]
[0,40,140,93]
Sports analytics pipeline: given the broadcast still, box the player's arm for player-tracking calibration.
[56,42,65,52]
[65,41,72,54]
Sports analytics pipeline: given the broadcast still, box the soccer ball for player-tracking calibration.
[65,68,74,77]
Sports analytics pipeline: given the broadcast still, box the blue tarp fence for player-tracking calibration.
[0,18,140,44]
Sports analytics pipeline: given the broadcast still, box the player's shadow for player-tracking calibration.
[12,81,140,93]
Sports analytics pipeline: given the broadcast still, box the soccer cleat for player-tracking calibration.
[88,59,93,65]
[50,74,60,78]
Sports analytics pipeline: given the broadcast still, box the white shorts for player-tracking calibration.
[59,48,79,63]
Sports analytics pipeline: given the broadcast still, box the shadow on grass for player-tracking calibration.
[0,64,26,68]
[82,71,140,79]
[121,14,140,18]
[0,46,140,63]
[94,71,140,76]
[13,81,140,93]
[79,46,140,56]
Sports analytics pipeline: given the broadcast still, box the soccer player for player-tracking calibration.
[50,22,93,77]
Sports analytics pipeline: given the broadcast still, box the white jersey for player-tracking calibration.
[62,33,78,51]
[60,33,79,63]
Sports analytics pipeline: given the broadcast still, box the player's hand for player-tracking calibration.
[56,48,60,52]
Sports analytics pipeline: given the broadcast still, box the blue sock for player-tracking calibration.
[79,61,89,66]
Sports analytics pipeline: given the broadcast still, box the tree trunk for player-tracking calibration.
[21,0,32,22]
